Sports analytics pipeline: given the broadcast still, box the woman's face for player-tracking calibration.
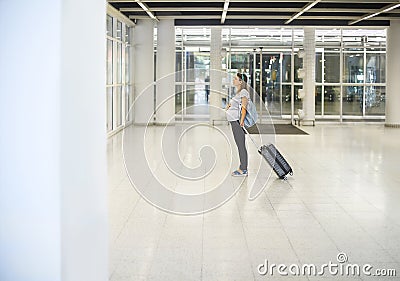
[233,75,242,87]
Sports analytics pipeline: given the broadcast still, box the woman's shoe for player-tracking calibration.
[231,169,248,177]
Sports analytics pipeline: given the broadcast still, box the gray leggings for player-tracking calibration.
[230,121,248,171]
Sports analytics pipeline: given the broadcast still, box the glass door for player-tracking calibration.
[251,47,291,122]
[231,48,287,122]
[185,50,210,116]
[252,49,283,119]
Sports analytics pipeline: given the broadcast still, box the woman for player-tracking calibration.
[226,73,250,176]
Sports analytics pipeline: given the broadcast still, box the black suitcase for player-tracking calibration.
[258,144,293,180]
[243,127,293,180]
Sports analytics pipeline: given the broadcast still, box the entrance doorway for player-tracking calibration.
[229,47,300,123]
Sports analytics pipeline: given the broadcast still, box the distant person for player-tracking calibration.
[205,76,210,103]
[225,73,250,177]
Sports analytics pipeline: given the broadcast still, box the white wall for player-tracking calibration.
[0,1,62,280]
[0,1,108,280]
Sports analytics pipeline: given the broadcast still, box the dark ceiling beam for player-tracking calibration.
[285,0,322,24]
[107,3,135,26]
[128,15,393,21]
[111,0,400,25]
[109,0,399,2]
[135,0,159,21]
[120,7,400,13]
[120,7,223,12]
[110,0,314,2]
[349,2,400,25]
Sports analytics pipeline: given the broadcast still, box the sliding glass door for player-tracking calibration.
[230,48,296,121]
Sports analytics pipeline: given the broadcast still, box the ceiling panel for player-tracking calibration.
[108,0,400,26]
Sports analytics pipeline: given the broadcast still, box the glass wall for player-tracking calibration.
[175,27,386,121]
[175,28,211,117]
[341,29,386,118]
[106,15,133,134]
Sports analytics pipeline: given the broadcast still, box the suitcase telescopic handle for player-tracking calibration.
[241,123,261,151]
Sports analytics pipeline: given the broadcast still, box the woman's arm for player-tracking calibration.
[239,97,248,127]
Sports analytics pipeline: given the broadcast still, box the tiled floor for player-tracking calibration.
[108,123,400,281]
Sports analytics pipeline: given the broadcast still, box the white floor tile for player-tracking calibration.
[109,124,400,281]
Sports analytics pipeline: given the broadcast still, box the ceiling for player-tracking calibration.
[108,0,400,26]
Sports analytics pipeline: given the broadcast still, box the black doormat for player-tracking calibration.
[246,124,308,135]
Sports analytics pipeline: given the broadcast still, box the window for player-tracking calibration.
[344,53,364,83]
[175,27,386,120]
[324,53,340,83]
[106,15,133,133]
[106,16,112,36]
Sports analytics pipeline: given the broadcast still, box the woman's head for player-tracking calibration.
[233,72,248,91]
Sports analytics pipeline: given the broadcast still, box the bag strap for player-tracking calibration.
[238,100,246,117]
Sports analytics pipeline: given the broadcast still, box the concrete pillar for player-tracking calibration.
[302,27,316,124]
[386,20,400,127]
[0,1,108,281]
[156,19,175,125]
[209,27,223,122]
[134,20,155,125]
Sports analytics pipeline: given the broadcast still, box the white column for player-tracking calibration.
[386,20,400,127]
[156,19,175,125]
[302,27,316,124]
[209,27,223,122]
[60,0,108,280]
[134,20,155,125]
[0,1,108,281]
